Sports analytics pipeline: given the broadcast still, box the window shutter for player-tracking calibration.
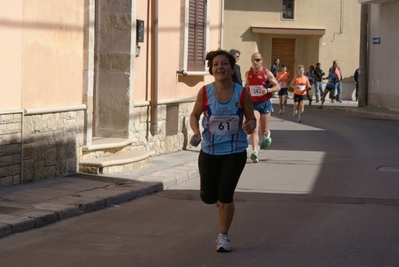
[188,0,206,71]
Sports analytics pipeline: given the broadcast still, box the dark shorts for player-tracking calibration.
[252,99,272,114]
[198,150,247,204]
[278,88,288,96]
[294,94,306,102]
[326,83,335,91]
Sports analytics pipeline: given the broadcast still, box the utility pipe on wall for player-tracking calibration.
[331,0,344,42]
[150,0,158,136]
[358,4,369,107]
[218,0,224,49]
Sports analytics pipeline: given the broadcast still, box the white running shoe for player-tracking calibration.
[293,110,298,117]
[278,110,283,115]
[298,116,302,123]
[216,233,231,252]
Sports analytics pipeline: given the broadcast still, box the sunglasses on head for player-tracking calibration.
[251,58,262,62]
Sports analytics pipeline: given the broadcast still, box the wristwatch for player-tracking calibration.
[266,88,271,93]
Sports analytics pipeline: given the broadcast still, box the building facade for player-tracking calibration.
[0,0,221,187]
[222,0,361,101]
[358,0,399,111]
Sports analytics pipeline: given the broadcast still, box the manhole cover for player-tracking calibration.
[377,166,399,173]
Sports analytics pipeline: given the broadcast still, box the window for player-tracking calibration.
[282,0,295,19]
[183,0,208,72]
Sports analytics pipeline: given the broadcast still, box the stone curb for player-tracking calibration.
[329,107,399,120]
[0,181,164,238]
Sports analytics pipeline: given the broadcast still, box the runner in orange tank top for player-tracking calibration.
[290,65,311,123]
[276,64,291,115]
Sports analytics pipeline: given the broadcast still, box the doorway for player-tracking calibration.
[271,38,296,75]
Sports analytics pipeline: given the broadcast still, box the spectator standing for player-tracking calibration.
[313,63,325,103]
[245,52,280,163]
[329,60,343,103]
[190,50,256,253]
[229,49,242,86]
[354,67,360,101]
[270,58,280,78]
[305,65,315,106]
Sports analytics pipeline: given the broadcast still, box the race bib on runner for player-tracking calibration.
[279,82,286,88]
[249,85,264,96]
[297,85,306,91]
[208,115,240,135]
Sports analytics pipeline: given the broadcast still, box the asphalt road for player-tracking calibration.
[1,103,399,267]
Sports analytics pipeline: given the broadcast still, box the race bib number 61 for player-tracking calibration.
[208,115,240,135]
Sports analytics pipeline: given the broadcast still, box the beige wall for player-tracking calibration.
[367,2,399,110]
[223,0,361,99]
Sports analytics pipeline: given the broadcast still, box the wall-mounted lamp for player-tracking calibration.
[136,46,141,57]
[136,20,144,58]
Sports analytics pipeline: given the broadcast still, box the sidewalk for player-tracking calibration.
[0,105,398,239]
[0,149,200,238]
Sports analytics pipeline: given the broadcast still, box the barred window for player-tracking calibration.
[282,0,295,20]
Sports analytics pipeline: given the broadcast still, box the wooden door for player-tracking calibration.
[271,38,296,75]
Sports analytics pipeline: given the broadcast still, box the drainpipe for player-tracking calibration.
[331,0,344,42]
[150,0,158,136]
[218,0,224,49]
[358,4,369,107]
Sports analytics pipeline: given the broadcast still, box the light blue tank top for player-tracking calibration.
[200,83,248,155]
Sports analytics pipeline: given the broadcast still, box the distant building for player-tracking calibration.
[223,0,361,101]
[358,0,399,111]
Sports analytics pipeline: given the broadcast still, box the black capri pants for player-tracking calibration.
[198,150,247,204]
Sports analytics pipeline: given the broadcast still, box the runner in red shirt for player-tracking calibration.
[244,52,280,163]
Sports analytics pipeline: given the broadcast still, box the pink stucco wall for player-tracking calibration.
[0,0,85,110]
[134,0,221,102]
[0,0,23,110]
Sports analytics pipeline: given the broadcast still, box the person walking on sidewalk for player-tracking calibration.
[290,65,311,122]
[313,63,325,103]
[189,50,256,253]
[276,64,291,115]
[245,52,280,163]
